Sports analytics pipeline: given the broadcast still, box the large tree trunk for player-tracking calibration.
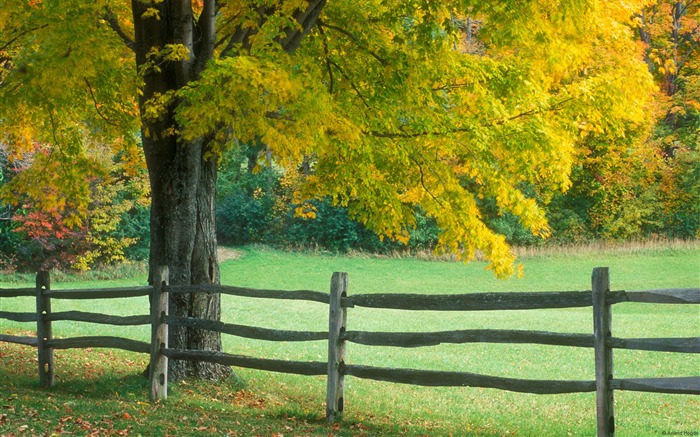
[131,0,326,381]
[146,134,227,381]
[132,0,228,381]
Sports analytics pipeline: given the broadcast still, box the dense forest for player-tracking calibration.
[0,0,697,274]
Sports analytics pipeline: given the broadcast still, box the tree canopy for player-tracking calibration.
[1,0,654,279]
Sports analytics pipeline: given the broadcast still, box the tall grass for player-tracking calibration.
[1,244,698,436]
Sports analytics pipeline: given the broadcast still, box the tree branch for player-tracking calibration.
[38,88,65,160]
[280,0,327,53]
[318,20,387,66]
[0,24,49,53]
[368,126,471,139]
[329,60,371,108]
[265,111,294,121]
[676,32,699,73]
[214,13,243,50]
[103,6,135,52]
[318,23,335,94]
[220,1,326,57]
[432,79,489,92]
[220,27,251,58]
[367,96,576,139]
[84,78,119,127]
[220,5,276,57]
[407,155,444,207]
[194,0,216,74]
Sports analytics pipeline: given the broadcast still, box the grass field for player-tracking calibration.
[1,244,699,436]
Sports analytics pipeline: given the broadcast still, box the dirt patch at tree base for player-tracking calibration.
[217,247,242,262]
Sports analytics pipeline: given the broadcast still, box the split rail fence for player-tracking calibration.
[1,266,698,436]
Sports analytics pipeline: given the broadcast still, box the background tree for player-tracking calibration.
[498,0,699,244]
[0,0,654,380]
[0,138,149,272]
[640,0,699,238]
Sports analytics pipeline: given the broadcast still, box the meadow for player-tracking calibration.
[1,244,699,436]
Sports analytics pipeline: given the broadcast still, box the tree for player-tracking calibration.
[639,0,700,238]
[0,0,653,380]
[1,139,149,272]
[542,1,699,243]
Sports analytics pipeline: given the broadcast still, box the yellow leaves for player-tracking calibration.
[141,8,160,20]
[63,213,83,229]
[141,45,191,77]
[294,203,317,219]
[279,0,310,16]
[161,44,191,62]
[421,190,519,278]
[2,122,38,158]
[2,0,663,278]
[657,58,678,76]
[143,90,177,130]
[176,54,338,169]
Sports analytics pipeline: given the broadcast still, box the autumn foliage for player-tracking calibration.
[0,141,149,272]
[0,0,697,277]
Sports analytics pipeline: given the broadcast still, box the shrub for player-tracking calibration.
[279,199,382,252]
[116,204,151,261]
[217,189,276,245]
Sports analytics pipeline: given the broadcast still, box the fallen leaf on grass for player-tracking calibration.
[74,417,93,430]
[0,413,6,425]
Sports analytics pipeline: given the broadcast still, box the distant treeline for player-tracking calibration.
[214,142,699,253]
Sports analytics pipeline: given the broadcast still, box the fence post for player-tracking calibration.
[36,270,54,388]
[326,272,348,422]
[149,265,169,401]
[593,267,614,437]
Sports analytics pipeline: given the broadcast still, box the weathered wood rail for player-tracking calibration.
[1,267,698,437]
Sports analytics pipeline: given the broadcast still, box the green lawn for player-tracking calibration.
[1,245,699,436]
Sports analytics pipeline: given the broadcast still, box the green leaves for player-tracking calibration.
[0,0,660,277]
[176,53,339,165]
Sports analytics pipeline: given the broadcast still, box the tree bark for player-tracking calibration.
[131,0,326,381]
[132,0,228,381]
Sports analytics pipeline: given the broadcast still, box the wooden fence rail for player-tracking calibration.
[1,267,698,437]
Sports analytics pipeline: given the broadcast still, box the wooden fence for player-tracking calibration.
[1,266,698,436]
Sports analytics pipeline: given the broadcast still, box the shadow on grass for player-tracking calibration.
[1,342,503,436]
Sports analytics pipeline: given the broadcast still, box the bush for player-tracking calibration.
[660,148,700,239]
[116,204,151,261]
[279,199,384,252]
[217,189,276,245]
[0,218,23,273]
[489,213,540,247]
[405,208,440,251]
